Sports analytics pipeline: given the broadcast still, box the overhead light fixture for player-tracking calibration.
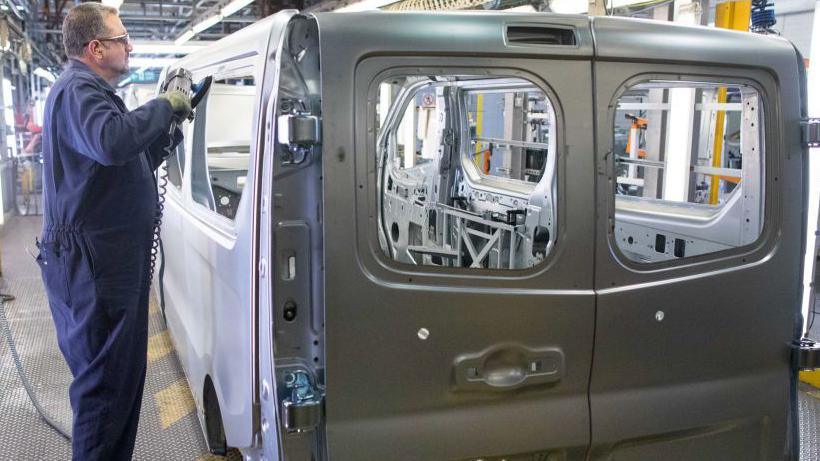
[33,67,56,83]
[221,0,254,17]
[334,0,396,11]
[175,10,223,45]
[130,41,210,55]
[101,0,124,9]
[174,29,196,46]
[548,0,649,14]
[503,4,536,12]
[192,14,223,34]
[0,5,8,11]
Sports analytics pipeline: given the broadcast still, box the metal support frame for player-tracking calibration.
[444,205,518,269]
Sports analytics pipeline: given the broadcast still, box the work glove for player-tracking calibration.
[158,90,192,120]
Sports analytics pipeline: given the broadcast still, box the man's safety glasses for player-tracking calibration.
[85,33,130,47]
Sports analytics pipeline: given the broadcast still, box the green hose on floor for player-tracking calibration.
[0,295,72,440]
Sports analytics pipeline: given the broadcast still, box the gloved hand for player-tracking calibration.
[158,90,192,120]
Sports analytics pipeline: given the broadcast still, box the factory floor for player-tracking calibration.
[1,213,819,460]
[0,214,241,460]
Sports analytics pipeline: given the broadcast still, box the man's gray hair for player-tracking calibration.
[62,3,119,58]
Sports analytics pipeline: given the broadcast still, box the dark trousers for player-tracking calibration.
[37,229,150,461]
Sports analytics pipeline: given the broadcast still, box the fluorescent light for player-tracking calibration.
[127,57,177,68]
[221,0,254,17]
[33,67,56,83]
[175,11,223,45]
[174,29,195,46]
[549,0,656,14]
[192,14,222,34]
[335,0,397,11]
[503,5,536,12]
[101,0,123,9]
[130,40,210,55]
[118,76,133,87]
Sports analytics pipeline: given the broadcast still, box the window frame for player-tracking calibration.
[606,73,773,269]
[186,66,258,230]
[372,69,563,276]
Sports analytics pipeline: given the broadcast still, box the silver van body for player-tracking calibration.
[157,10,808,460]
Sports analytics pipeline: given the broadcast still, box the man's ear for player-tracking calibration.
[86,41,103,62]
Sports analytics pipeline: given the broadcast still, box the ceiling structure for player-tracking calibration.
[19,0,313,70]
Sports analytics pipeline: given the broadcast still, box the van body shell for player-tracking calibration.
[157,10,808,460]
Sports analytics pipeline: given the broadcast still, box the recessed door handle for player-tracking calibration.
[453,344,565,391]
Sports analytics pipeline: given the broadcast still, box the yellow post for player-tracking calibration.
[710,1,750,205]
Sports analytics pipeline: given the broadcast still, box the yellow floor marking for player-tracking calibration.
[154,379,196,429]
[147,330,173,364]
[800,370,820,389]
[808,390,820,400]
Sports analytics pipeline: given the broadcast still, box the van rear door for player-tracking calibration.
[590,18,805,460]
[316,12,596,461]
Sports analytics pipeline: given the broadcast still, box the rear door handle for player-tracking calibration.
[453,344,565,391]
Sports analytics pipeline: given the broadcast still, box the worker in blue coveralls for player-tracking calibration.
[37,3,191,460]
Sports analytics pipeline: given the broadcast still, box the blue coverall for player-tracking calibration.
[38,59,181,460]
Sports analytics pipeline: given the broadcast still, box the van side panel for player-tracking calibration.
[160,12,295,451]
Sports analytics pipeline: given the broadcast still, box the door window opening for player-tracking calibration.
[376,75,558,270]
[612,80,764,263]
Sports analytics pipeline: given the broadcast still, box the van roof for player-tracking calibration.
[172,10,800,82]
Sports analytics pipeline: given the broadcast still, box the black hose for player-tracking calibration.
[151,128,177,317]
[0,297,72,440]
[149,147,169,285]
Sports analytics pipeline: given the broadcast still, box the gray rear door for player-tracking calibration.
[590,18,805,460]
[317,12,597,461]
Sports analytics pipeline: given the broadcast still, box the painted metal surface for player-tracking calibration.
[157,10,807,460]
[314,11,596,461]
[156,10,296,453]
[592,16,805,460]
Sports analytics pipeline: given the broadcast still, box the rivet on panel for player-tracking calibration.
[417,328,430,340]
[262,380,270,400]
[655,310,665,322]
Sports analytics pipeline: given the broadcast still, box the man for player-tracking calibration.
[38,3,191,460]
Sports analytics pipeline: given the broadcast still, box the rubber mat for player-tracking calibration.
[801,383,820,461]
